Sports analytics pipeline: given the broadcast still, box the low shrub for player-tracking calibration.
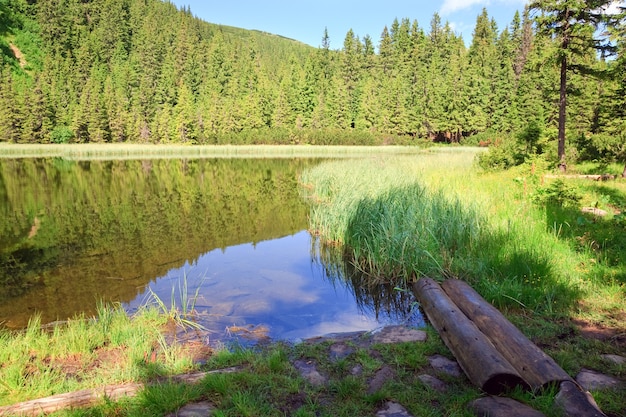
[50,125,74,144]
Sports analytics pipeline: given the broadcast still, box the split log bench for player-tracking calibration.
[413,277,607,417]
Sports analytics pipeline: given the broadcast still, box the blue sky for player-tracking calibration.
[170,0,530,48]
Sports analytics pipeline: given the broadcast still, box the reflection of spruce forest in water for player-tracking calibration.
[314,242,420,328]
[0,158,312,328]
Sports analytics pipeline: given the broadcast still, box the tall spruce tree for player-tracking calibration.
[529,0,620,171]
[466,9,499,134]
[606,4,626,176]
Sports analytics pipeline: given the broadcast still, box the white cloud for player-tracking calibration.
[440,0,487,15]
[603,1,624,15]
[440,0,529,16]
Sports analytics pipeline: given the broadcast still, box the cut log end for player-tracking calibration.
[483,373,531,395]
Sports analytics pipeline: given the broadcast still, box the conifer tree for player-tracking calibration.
[491,27,517,133]
[340,29,363,128]
[171,81,197,143]
[529,0,621,171]
[22,77,53,143]
[466,9,499,134]
[0,68,23,142]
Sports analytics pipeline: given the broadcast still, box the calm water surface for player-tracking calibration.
[0,157,420,343]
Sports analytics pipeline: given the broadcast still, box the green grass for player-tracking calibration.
[0,143,426,160]
[0,303,198,407]
[145,271,207,332]
[0,147,624,416]
[300,149,625,317]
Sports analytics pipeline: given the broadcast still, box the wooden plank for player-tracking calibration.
[441,279,572,391]
[412,278,529,394]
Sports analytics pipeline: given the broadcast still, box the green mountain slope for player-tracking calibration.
[0,0,624,157]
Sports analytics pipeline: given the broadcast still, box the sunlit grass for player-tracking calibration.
[0,303,198,406]
[300,149,625,316]
[144,271,207,332]
[0,143,428,160]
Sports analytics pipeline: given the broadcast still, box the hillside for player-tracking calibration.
[0,0,625,160]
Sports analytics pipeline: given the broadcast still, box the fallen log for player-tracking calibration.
[0,367,239,417]
[412,278,529,394]
[544,174,615,181]
[0,383,144,417]
[441,279,572,391]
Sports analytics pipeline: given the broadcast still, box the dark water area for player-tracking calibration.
[0,157,421,343]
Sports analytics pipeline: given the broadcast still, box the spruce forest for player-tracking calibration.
[0,0,625,165]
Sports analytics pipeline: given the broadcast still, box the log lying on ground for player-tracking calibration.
[441,279,572,391]
[0,367,239,417]
[0,383,144,417]
[412,278,529,394]
[544,174,615,181]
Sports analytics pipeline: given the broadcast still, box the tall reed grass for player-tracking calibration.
[300,149,595,315]
[0,143,426,160]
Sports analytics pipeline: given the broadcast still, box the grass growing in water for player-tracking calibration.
[145,271,207,332]
[0,143,426,160]
[300,149,624,317]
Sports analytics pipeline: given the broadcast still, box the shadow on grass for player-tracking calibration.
[545,200,626,286]
[317,184,583,318]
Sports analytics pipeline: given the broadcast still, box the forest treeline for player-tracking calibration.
[0,0,625,157]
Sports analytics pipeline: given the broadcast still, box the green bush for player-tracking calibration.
[476,139,522,171]
[532,179,582,209]
[50,125,74,144]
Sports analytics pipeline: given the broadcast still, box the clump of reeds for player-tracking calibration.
[300,151,589,314]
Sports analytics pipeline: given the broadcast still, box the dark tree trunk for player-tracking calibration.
[558,54,568,172]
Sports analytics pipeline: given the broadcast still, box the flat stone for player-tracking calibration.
[600,354,626,365]
[371,326,427,344]
[555,380,606,416]
[305,331,366,344]
[428,355,463,378]
[367,366,396,394]
[351,364,364,376]
[293,359,327,387]
[376,401,414,417]
[329,342,354,361]
[469,397,546,417]
[417,374,448,393]
[166,401,215,417]
[576,369,623,391]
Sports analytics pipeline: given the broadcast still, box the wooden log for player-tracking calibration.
[412,278,529,394]
[0,367,240,417]
[469,396,547,417]
[0,383,144,417]
[441,279,572,391]
[543,174,615,181]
